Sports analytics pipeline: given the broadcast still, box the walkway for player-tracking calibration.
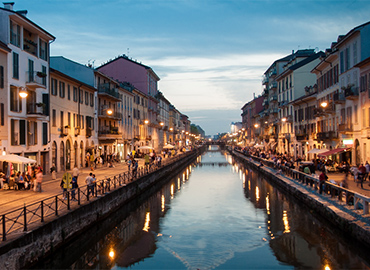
[0,159,144,214]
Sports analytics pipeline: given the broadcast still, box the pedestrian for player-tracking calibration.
[71,176,78,200]
[35,168,43,192]
[319,169,328,194]
[72,164,79,181]
[157,155,162,167]
[132,160,138,178]
[85,172,94,197]
[127,158,132,171]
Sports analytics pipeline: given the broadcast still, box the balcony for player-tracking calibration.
[262,76,269,85]
[98,127,121,139]
[296,134,308,141]
[333,92,345,104]
[97,83,120,100]
[269,69,277,77]
[316,131,338,141]
[270,108,278,114]
[27,103,47,117]
[262,99,269,107]
[98,109,122,120]
[279,100,287,106]
[269,95,278,102]
[314,107,325,117]
[263,89,269,97]
[25,71,47,89]
[344,86,359,100]
[268,82,277,90]
[75,127,80,137]
[338,123,353,133]
[86,127,92,138]
[60,125,70,137]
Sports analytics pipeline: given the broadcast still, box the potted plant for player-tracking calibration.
[36,71,47,78]
[36,102,45,108]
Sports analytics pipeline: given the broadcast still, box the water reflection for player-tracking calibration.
[32,146,370,270]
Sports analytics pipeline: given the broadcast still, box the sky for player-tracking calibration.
[11,0,370,136]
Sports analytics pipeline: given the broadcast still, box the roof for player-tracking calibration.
[276,51,325,80]
[0,40,11,52]
[98,55,160,81]
[50,68,96,92]
[334,20,370,48]
[0,6,55,40]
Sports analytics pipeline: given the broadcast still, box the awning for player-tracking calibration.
[307,148,328,154]
[318,147,351,157]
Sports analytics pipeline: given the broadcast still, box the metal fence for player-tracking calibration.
[0,150,191,242]
[234,149,370,216]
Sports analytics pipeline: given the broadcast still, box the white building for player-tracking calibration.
[0,2,55,172]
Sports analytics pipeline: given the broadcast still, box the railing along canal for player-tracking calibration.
[234,149,370,216]
[0,150,195,242]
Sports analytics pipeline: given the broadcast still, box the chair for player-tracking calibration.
[8,178,16,190]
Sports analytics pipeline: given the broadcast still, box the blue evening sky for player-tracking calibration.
[11,0,370,136]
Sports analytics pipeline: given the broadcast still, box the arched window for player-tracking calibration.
[52,141,57,171]
[60,141,65,171]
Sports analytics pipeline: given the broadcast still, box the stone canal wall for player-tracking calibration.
[231,150,370,248]
[0,147,203,270]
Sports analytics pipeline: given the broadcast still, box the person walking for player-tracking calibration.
[85,173,94,197]
[71,176,78,200]
[35,168,43,192]
[72,165,80,182]
[319,169,328,194]
[132,160,138,179]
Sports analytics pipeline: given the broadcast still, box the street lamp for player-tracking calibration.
[19,87,28,98]
[144,119,149,125]
[281,117,287,122]
[321,101,328,108]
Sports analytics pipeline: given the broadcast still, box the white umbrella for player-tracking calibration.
[163,144,174,149]
[0,154,37,164]
[138,146,154,150]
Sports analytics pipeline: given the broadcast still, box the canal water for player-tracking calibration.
[32,145,370,269]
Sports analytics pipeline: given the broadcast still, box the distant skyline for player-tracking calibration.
[10,0,370,136]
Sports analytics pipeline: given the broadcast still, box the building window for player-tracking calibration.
[39,39,48,61]
[10,85,21,112]
[67,85,71,100]
[0,103,3,126]
[73,87,78,102]
[90,93,94,107]
[10,20,20,47]
[60,111,64,127]
[52,109,56,127]
[68,112,71,127]
[59,81,65,98]
[0,66,4,88]
[13,52,19,79]
[85,91,88,105]
[79,89,83,104]
[51,78,58,96]
[42,123,48,145]
[42,65,47,86]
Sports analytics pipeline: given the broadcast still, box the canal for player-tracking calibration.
[32,145,370,269]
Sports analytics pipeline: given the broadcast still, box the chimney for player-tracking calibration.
[3,2,14,10]
[16,10,27,17]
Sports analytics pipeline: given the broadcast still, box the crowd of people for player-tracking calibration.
[0,164,43,191]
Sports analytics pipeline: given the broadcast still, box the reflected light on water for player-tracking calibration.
[248,180,251,191]
[109,248,115,260]
[178,178,181,190]
[186,168,189,179]
[161,195,165,212]
[227,155,233,164]
[171,184,174,199]
[242,173,246,188]
[143,212,150,232]
[283,210,290,233]
[266,195,270,215]
[182,173,185,182]
[239,170,242,180]
[256,186,260,202]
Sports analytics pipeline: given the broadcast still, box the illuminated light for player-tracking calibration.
[256,186,260,202]
[144,119,149,124]
[171,184,174,198]
[107,108,113,115]
[258,226,261,229]
[281,117,287,122]
[143,212,151,232]
[283,210,290,233]
[254,123,259,128]
[109,248,115,259]
[343,139,353,145]
[248,180,251,191]
[157,233,163,236]
[160,122,164,126]
[266,195,270,214]
[19,88,28,98]
[321,101,328,108]
[161,195,165,212]
[178,178,181,190]
[324,265,331,270]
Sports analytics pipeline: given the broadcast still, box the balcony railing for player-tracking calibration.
[25,71,47,88]
[269,95,278,102]
[296,134,308,141]
[97,83,120,99]
[268,82,277,90]
[262,76,269,85]
[98,109,122,119]
[333,92,345,104]
[316,131,338,141]
[98,127,121,135]
[27,103,47,116]
[344,86,359,100]
[338,123,353,132]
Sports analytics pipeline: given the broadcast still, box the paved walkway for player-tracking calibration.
[0,159,145,214]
